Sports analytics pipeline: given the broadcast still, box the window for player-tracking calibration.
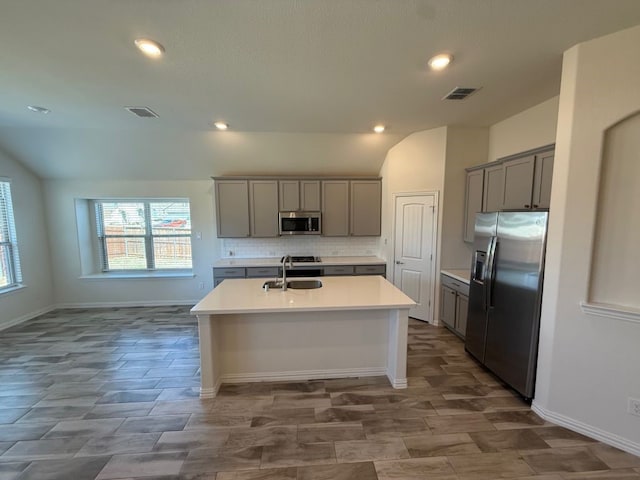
[0,180,22,292]
[95,199,192,272]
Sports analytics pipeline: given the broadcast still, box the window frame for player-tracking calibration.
[0,178,22,293]
[94,198,193,273]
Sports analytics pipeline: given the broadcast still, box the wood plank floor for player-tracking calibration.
[0,306,638,479]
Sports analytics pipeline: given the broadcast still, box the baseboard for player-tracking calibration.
[0,305,56,332]
[54,300,199,309]
[532,402,640,457]
[219,367,388,385]
[200,378,222,399]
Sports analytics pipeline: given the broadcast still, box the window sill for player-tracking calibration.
[80,272,195,280]
[0,284,26,296]
[580,301,640,325]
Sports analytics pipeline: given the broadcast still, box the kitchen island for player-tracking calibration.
[191,275,415,398]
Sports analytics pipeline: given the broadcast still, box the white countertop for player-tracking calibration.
[191,275,415,315]
[441,269,471,284]
[213,256,385,268]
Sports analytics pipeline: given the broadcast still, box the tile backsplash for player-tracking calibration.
[221,237,381,258]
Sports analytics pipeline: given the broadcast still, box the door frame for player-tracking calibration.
[390,191,440,323]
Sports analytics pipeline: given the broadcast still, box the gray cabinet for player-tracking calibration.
[440,274,470,338]
[354,264,386,276]
[249,180,279,237]
[323,265,354,276]
[322,180,350,236]
[502,155,535,209]
[350,180,381,236]
[483,164,504,212]
[213,267,245,287]
[279,180,321,211]
[215,180,250,238]
[463,145,555,242]
[440,285,457,331]
[533,150,554,209]
[464,169,484,242]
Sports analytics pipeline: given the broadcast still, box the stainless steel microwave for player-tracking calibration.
[279,211,321,235]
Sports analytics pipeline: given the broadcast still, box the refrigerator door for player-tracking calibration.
[484,211,548,398]
[464,212,498,363]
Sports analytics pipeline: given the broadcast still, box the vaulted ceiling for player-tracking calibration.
[2,0,640,179]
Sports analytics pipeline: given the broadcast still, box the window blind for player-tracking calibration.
[0,179,22,290]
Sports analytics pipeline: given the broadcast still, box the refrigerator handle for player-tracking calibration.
[485,236,497,309]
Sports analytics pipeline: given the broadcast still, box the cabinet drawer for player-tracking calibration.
[354,265,386,276]
[246,267,279,278]
[441,274,469,296]
[323,265,355,276]
[213,267,246,278]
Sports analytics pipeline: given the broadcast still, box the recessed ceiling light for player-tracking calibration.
[27,105,50,114]
[214,122,229,130]
[428,53,453,71]
[134,38,165,58]
[373,125,385,133]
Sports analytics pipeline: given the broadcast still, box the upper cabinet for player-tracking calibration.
[322,180,350,236]
[249,180,279,237]
[532,150,554,209]
[278,180,321,211]
[463,145,554,242]
[215,177,381,238]
[502,155,535,209]
[215,180,250,238]
[350,180,381,236]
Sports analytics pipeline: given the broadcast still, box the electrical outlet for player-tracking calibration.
[198,282,205,290]
[629,398,640,417]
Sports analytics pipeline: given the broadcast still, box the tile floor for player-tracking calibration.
[0,306,638,479]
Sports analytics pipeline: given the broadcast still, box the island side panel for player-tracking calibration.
[386,308,409,389]
[197,314,221,398]
[216,310,389,382]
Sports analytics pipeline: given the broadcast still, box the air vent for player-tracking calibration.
[125,106,159,118]
[443,87,480,100]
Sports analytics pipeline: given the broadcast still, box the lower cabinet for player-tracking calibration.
[440,274,469,339]
[214,263,386,286]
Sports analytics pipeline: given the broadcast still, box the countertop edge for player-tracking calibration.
[441,269,471,284]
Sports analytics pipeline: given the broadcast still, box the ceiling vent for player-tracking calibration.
[443,87,480,100]
[125,106,159,118]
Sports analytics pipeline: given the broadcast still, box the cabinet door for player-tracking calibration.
[322,180,350,236]
[464,170,484,242]
[300,181,321,211]
[532,150,554,209]
[502,155,535,209]
[249,180,279,237]
[350,180,381,236]
[440,285,456,329]
[483,164,504,212]
[279,181,300,211]
[215,180,250,238]
[455,293,469,337]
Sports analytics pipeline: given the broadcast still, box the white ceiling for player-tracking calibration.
[1,0,640,179]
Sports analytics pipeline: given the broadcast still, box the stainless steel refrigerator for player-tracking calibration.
[465,210,548,400]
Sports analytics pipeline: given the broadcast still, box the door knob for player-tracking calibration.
[395,260,404,265]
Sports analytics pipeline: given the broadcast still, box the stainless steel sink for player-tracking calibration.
[262,280,322,290]
[262,280,283,289]
[286,280,322,289]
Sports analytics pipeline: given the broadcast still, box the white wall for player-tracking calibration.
[0,149,53,328]
[534,24,640,455]
[440,127,489,269]
[378,127,447,322]
[488,96,559,161]
[43,179,218,306]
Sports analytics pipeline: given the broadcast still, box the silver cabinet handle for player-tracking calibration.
[395,261,404,265]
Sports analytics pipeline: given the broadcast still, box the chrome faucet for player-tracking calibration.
[281,255,293,291]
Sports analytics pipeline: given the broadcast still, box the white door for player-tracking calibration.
[393,194,437,322]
